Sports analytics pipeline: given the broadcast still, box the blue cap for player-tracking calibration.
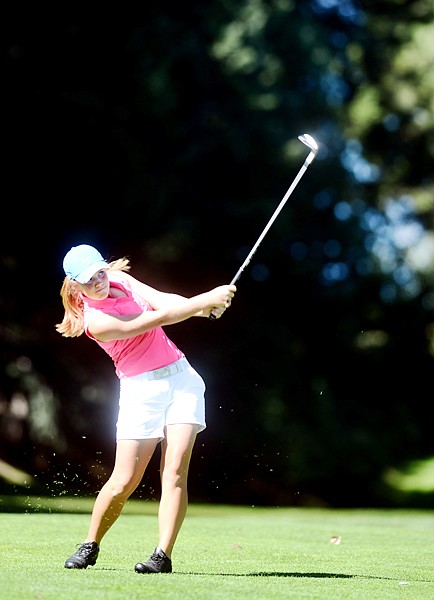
[63,244,108,283]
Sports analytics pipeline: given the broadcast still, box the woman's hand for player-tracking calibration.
[205,284,236,319]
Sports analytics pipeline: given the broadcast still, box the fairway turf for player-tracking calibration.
[1,498,434,599]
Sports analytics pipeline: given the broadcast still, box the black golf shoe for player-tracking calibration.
[134,547,172,574]
[64,542,99,569]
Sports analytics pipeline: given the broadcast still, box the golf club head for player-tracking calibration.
[298,133,319,166]
[298,133,319,154]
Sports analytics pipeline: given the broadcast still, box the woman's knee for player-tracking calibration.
[105,475,138,498]
[161,462,190,489]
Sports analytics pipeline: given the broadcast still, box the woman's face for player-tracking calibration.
[78,269,109,300]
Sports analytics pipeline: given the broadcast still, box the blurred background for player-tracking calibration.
[2,0,434,508]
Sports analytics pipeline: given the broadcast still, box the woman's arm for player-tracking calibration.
[88,280,236,342]
[110,271,200,311]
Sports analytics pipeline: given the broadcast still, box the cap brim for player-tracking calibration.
[74,260,108,283]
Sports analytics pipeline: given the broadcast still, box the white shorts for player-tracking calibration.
[116,358,206,440]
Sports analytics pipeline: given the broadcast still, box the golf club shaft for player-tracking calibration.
[229,153,314,285]
[209,141,318,320]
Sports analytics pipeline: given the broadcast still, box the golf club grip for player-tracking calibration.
[209,272,240,321]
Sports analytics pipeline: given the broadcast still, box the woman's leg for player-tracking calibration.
[156,423,199,557]
[85,438,159,544]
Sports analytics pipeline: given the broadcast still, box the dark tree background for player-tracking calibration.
[2,0,434,507]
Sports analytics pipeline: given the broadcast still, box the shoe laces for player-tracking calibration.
[151,553,164,564]
[151,549,168,564]
[76,542,96,556]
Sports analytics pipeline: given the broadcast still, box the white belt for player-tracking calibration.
[150,359,186,380]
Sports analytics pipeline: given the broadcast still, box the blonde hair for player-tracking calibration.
[55,257,131,338]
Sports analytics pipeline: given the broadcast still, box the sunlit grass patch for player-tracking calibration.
[384,455,434,493]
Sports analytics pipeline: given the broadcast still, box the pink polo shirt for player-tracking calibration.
[83,277,184,379]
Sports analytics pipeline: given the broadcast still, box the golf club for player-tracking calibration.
[209,133,319,320]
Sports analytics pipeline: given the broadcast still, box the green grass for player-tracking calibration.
[1,496,434,599]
